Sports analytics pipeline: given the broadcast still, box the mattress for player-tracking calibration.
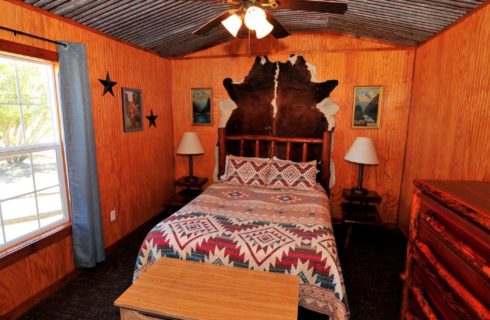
[134,182,348,319]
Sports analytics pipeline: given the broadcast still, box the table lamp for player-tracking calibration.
[176,132,204,182]
[344,137,379,195]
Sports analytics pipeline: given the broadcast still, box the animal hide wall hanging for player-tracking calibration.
[217,55,340,185]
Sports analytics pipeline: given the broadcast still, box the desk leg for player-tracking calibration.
[344,225,352,249]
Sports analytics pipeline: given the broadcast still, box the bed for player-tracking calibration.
[134,129,349,320]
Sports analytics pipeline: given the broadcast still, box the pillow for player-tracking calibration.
[220,155,270,187]
[267,158,318,190]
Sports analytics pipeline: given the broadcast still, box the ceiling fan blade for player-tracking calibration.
[277,0,347,14]
[193,11,233,35]
[265,11,290,39]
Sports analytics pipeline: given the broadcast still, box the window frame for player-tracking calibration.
[0,40,71,268]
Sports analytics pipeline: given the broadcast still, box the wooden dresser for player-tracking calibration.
[401,180,490,319]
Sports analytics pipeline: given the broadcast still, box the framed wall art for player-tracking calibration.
[122,87,143,132]
[191,88,212,126]
[352,86,382,128]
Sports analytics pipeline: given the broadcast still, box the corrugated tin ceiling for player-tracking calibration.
[22,0,487,57]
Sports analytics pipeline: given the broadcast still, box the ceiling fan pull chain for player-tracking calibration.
[248,28,251,57]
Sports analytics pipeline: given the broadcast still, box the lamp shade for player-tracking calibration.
[255,19,273,39]
[176,132,204,155]
[221,13,242,37]
[244,6,267,30]
[344,137,379,165]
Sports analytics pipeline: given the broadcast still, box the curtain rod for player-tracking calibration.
[0,26,67,48]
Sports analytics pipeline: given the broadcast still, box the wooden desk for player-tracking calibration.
[115,258,299,320]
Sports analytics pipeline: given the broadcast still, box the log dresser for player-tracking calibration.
[401,180,490,319]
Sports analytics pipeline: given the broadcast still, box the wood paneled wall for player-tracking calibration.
[184,30,398,58]
[0,236,76,315]
[398,4,490,234]
[3,0,487,314]
[172,33,415,224]
[0,0,174,315]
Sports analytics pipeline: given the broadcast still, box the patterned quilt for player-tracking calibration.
[134,183,349,319]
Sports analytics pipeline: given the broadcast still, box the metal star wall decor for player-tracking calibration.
[98,72,117,96]
[146,109,158,128]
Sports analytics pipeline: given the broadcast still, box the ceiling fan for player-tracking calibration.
[192,0,348,39]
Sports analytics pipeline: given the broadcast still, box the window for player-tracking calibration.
[0,53,69,249]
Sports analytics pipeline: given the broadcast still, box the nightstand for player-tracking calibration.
[341,188,382,248]
[166,177,208,215]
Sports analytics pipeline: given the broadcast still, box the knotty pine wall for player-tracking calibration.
[0,0,174,315]
[172,33,415,224]
[398,4,490,234]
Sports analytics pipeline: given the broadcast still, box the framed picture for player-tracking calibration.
[191,88,212,126]
[352,86,382,128]
[122,87,143,132]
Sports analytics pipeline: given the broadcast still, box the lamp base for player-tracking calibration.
[351,187,368,195]
[184,176,198,182]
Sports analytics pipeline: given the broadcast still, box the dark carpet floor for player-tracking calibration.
[21,220,406,320]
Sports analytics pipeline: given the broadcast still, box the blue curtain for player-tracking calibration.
[57,42,105,268]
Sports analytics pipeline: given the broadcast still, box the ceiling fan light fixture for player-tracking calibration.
[221,13,242,37]
[255,19,273,38]
[244,6,267,30]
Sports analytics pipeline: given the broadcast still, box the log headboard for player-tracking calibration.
[218,128,333,193]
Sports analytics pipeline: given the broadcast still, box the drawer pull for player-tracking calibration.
[415,241,490,319]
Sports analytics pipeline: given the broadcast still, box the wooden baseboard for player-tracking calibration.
[2,268,81,320]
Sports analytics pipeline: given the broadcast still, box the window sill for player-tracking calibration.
[0,222,72,271]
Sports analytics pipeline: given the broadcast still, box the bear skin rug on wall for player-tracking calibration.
[217,55,340,185]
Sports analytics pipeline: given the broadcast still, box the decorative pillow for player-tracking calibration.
[267,159,318,190]
[220,155,270,187]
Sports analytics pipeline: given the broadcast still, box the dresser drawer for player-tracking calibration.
[412,257,466,320]
[419,195,490,259]
[402,181,490,320]
[406,285,438,320]
[417,213,490,307]
[412,241,489,319]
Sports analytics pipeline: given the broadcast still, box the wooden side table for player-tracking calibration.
[165,177,208,215]
[115,258,299,320]
[175,176,208,190]
[342,188,382,248]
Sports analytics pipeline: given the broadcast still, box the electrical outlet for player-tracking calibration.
[110,209,116,222]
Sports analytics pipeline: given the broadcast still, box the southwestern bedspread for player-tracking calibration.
[134,183,348,319]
